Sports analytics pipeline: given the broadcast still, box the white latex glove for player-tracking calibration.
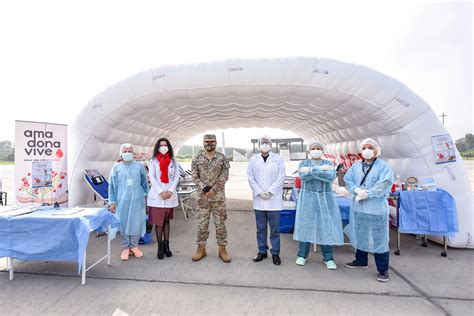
[320,165,334,171]
[299,167,312,173]
[258,192,271,200]
[355,190,369,201]
[354,187,362,195]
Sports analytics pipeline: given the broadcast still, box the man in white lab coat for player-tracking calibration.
[247,135,286,265]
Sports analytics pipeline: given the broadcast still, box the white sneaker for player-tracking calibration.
[296,257,307,266]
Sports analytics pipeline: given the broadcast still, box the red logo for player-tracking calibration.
[56,148,63,158]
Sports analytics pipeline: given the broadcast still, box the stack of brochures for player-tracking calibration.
[0,206,38,217]
[51,207,87,216]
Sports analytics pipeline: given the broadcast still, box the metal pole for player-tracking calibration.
[221,132,226,155]
[395,197,401,255]
[107,225,111,265]
[442,236,448,257]
[8,257,13,281]
[81,250,87,285]
[397,228,400,254]
[439,113,447,125]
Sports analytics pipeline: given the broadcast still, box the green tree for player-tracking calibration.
[455,137,466,152]
[0,140,13,161]
[465,133,474,150]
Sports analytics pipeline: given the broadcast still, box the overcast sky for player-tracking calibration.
[0,0,472,149]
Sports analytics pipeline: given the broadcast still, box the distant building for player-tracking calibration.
[250,138,306,160]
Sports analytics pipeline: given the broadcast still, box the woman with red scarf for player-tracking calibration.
[147,138,180,259]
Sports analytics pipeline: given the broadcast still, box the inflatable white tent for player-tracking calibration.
[69,57,473,248]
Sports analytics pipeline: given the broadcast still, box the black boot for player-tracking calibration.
[157,241,164,260]
[164,240,172,257]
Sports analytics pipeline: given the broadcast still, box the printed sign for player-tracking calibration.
[31,162,53,188]
[15,120,68,206]
[431,134,456,164]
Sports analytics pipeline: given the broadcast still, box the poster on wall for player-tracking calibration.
[15,120,68,206]
[431,134,457,164]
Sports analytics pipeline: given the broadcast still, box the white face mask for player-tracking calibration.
[362,148,375,160]
[158,146,169,154]
[309,149,323,159]
[260,143,271,154]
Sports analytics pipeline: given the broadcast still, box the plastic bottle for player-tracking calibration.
[396,174,401,191]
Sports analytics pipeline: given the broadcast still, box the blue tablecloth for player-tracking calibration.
[0,207,119,271]
[397,189,458,236]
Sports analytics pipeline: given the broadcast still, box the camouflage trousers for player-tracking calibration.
[196,199,228,246]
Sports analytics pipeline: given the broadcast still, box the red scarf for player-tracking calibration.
[156,153,171,183]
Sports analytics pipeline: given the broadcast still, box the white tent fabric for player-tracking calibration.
[69,57,473,248]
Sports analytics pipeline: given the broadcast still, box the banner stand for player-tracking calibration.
[14,120,68,207]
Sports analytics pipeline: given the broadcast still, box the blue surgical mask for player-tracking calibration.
[121,152,133,162]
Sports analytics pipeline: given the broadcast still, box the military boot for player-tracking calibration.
[218,245,231,263]
[192,245,206,261]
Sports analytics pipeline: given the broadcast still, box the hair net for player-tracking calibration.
[259,135,272,145]
[360,138,381,156]
[120,143,134,154]
[307,140,326,152]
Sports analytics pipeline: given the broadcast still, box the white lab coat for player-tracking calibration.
[247,151,286,211]
[147,158,180,208]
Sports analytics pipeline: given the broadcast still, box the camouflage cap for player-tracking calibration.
[203,134,216,141]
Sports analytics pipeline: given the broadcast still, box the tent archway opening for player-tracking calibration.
[69,57,472,248]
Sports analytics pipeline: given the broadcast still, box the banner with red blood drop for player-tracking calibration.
[14,120,68,206]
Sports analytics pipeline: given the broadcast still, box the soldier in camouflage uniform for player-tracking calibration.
[191,134,231,263]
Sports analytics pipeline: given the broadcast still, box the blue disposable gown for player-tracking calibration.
[293,159,344,245]
[343,159,394,253]
[108,161,149,237]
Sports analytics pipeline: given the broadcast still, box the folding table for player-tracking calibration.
[0,207,119,285]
